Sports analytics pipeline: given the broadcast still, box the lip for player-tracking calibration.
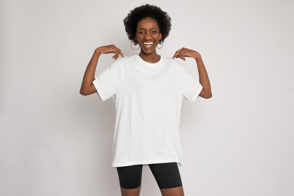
[142,42,154,50]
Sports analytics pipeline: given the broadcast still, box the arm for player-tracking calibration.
[195,54,212,99]
[172,48,212,99]
[80,45,125,96]
[79,49,101,96]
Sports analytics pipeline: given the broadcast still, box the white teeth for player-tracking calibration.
[144,42,153,45]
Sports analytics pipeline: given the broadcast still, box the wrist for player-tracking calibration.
[94,48,102,56]
[195,53,201,61]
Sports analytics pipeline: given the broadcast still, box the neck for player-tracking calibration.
[139,51,159,63]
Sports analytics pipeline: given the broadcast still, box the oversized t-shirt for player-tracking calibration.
[92,54,203,168]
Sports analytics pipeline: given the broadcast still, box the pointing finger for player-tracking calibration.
[179,49,188,60]
[172,49,181,59]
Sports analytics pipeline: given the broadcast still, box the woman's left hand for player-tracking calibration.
[172,47,200,61]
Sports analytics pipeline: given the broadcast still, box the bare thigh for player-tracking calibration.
[120,185,142,196]
[160,186,185,196]
[120,185,184,196]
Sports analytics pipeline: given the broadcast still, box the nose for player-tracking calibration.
[144,31,152,40]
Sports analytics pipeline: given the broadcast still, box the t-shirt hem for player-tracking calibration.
[112,159,183,168]
[191,84,203,102]
[92,79,106,101]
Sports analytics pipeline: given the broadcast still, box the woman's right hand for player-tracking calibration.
[96,44,124,60]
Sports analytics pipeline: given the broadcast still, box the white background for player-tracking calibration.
[1,0,293,196]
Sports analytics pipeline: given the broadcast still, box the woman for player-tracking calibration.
[80,4,212,196]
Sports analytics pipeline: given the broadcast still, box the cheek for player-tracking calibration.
[137,35,143,41]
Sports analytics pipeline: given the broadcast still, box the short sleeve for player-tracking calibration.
[92,59,120,102]
[181,66,203,102]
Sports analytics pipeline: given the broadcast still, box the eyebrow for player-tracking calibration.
[138,27,158,30]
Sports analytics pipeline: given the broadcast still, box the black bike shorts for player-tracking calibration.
[116,162,182,189]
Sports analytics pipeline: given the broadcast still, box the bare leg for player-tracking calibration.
[160,186,185,196]
[120,185,142,196]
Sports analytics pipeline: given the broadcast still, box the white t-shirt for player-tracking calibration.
[92,54,203,168]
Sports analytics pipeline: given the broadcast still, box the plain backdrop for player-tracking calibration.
[1,0,293,196]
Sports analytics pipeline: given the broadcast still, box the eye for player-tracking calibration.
[152,31,156,33]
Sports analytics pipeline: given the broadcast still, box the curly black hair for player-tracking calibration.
[123,4,172,45]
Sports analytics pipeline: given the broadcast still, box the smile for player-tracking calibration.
[143,42,154,49]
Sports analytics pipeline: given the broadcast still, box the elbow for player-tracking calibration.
[202,95,212,99]
[200,89,212,99]
[80,84,96,96]
[205,92,212,99]
[80,89,87,96]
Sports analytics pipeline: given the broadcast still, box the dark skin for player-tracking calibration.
[134,17,162,63]
[80,16,212,196]
[80,16,212,99]
[173,47,212,99]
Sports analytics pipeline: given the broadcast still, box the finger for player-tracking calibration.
[116,51,121,60]
[178,50,187,60]
[120,51,124,58]
[113,52,118,60]
[172,49,181,59]
[172,51,180,59]
[172,50,179,58]
[112,51,118,59]
[115,49,124,58]
[117,50,121,59]
[112,50,118,60]
[115,50,121,60]
[176,49,185,58]
[177,49,186,57]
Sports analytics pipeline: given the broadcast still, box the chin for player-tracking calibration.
[141,48,156,54]
[143,50,154,54]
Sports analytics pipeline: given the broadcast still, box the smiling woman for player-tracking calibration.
[123,4,171,63]
[79,3,212,196]
[135,17,162,62]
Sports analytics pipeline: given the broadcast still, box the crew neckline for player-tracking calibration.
[136,54,163,67]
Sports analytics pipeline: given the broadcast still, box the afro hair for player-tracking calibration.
[123,4,172,45]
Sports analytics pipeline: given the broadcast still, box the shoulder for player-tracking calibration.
[162,56,183,70]
[111,55,134,67]
[108,56,132,73]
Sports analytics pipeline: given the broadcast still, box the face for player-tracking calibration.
[135,17,162,54]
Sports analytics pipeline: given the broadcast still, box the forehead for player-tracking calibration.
[137,17,159,29]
